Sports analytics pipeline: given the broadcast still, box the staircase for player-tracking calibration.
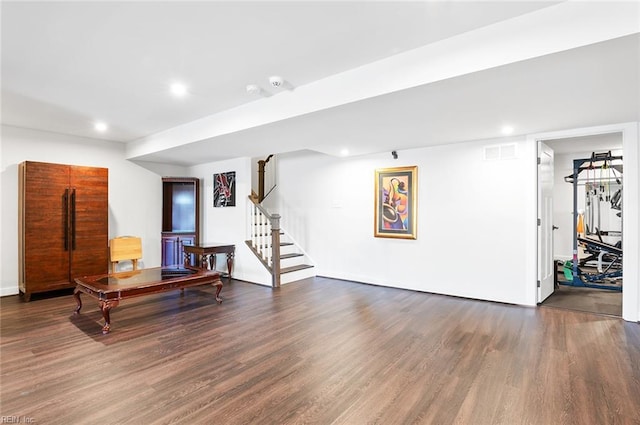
[246,194,315,287]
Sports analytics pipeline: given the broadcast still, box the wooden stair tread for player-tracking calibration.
[280,264,314,274]
[280,253,304,259]
[254,242,293,248]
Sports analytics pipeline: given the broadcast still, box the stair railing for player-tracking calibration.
[248,196,281,287]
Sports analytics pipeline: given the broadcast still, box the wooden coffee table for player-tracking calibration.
[73,266,222,334]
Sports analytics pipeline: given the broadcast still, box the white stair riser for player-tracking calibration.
[279,244,298,255]
[280,255,306,268]
[281,267,316,284]
[250,245,295,257]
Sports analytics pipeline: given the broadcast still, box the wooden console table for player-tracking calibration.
[73,266,222,334]
[183,243,235,281]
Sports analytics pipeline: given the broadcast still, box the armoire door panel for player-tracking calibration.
[161,236,179,266]
[69,166,109,277]
[179,235,196,266]
[22,162,70,286]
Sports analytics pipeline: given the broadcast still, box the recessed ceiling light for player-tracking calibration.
[340,148,350,157]
[170,82,188,97]
[501,125,514,135]
[94,122,108,132]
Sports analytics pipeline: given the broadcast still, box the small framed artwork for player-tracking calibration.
[213,171,236,207]
[374,166,417,239]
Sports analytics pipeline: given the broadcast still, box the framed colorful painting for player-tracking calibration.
[374,166,417,239]
[213,171,236,207]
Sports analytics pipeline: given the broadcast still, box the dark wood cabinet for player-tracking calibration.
[19,161,109,301]
[161,233,196,266]
[161,178,199,266]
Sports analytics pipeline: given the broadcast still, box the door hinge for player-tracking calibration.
[537,157,541,165]
[537,218,541,226]
[537,280,541,288]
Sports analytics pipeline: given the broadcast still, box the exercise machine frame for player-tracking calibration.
[561,151,623,291]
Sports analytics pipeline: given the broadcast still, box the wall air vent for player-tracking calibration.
[484,143,517,160]
[484,146,500,160]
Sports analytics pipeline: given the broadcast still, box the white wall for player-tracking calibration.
[0,125,167,296]
[4,123,638,320]
[270,138,534,305]
[190,157,271,286]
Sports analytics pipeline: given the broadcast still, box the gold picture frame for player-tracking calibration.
[374,166,417,239]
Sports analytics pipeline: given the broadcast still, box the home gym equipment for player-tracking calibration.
[561,151,623,291]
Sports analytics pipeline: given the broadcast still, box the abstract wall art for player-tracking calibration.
[374,166,417,239]
[213,171,236,207]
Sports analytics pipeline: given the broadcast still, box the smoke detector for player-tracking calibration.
[246,84,262,95]
[268,75,284,88]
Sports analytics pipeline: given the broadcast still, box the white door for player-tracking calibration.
[538,142,555,302]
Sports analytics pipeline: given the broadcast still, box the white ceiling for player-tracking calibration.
[545,133,622,155]
[2,1,638,166]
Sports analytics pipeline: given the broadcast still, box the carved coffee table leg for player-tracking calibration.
[99,300,120,334]
[226,252,234,282]
[213,280,223,303]
[73,288,82,314]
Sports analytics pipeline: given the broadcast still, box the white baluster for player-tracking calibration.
[260,211,268,260]
[267,219,272,266]
[251,204,257,247]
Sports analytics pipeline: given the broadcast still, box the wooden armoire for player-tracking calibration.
[19,161,109,301]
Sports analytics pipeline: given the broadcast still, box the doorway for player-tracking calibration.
[540,133,623,316]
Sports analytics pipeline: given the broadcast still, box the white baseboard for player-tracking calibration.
[0,287,20,297]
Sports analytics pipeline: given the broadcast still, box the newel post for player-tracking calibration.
[271,213,281,288]
[257,159,266,202]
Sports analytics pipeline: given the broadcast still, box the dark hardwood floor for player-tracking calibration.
[542,284,622,317]
[1,277,639,425]
[542,266,623,317]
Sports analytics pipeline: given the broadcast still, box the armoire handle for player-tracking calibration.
[63,188,69,251]
[71,188,76,250]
